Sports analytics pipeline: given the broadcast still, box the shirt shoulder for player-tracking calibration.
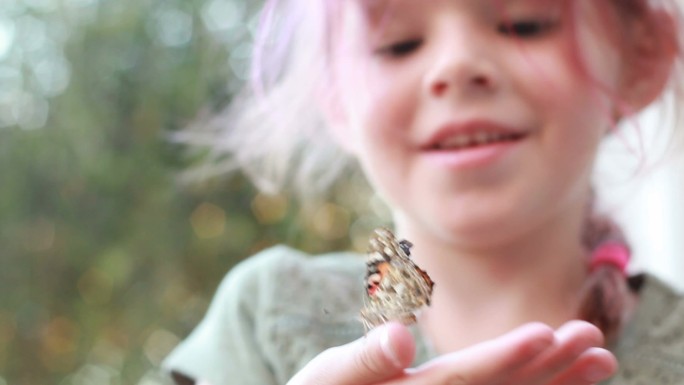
[610,274,684,384]
[234,244,366,327]
[255,246,368,380]
[163,245,367,385]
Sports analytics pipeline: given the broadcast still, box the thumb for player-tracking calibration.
[288,322,415,385]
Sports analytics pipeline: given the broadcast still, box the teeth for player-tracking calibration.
[437,132,516,149]
[456,135,469,147]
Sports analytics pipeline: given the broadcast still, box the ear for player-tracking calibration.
[619,9,678,112]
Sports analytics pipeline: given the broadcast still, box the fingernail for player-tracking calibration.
[380,325,402,369]
[583,364,611,382]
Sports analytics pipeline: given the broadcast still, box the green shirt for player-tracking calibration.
[163,246,684,384]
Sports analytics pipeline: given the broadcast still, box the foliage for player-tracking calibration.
[0,0,383,384]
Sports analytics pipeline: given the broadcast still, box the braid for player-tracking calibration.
[577,203,632,344]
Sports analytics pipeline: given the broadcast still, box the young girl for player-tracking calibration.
[164,0,684,384]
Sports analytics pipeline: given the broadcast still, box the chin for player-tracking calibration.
[429,208,535,249]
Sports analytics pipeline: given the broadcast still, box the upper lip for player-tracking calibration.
[422,119,528,150]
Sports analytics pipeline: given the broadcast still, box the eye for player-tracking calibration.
[376,39,423,57]
[497,20,557,38]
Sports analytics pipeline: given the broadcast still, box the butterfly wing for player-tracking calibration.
[360,228,435,331]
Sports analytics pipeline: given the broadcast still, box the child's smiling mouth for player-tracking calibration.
[421,119,529,169]
[424,119,528,151]
[431,131,526,150]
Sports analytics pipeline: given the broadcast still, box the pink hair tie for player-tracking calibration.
[589,242,630,274]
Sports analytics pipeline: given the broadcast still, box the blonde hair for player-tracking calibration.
[182,0,684,202]
[178,0,684,341]
[179,0,353,199]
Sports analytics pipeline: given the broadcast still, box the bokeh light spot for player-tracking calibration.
[0,18,15,59]
[77,268,113,306]
[228,41,251,80]
[250,193,288,224]
[40,316,79,370]
[33,55,71,97]
[350,216,387,252]
[142,329,179,366]
[69,364,117,385]
[311,203,350,241]
[201,0,245,32]
[89,335,125,371]
[190,202,226,239]
[16,14,47,52]
[148,7,193,47]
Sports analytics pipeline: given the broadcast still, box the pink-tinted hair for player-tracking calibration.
[209,0,684,340]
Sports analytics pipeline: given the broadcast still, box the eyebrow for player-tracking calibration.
[355,0,396,27]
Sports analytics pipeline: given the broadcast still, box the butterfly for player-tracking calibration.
[360,228,435,332]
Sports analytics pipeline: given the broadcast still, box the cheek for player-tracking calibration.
[516,44,615,143]
[544,87,608,193]
[512,46,610,180]
[344,64,418,150]
[339,69,420,203]
[361,62,417,120]
[543,74,608,169]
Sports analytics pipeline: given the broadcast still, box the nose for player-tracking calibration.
[424,32,500,99]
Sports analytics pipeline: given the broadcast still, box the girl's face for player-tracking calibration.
[332,0,623,246]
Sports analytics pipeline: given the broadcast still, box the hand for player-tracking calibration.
[287,321,617,385]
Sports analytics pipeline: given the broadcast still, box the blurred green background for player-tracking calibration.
[0,0,385,384]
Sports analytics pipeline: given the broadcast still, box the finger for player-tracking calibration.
[549,347,618,385]
[287,322,415,385]
[508,320,604,385]
[407,323,555,385]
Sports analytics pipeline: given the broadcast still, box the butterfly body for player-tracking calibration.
[360,228,435,332]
